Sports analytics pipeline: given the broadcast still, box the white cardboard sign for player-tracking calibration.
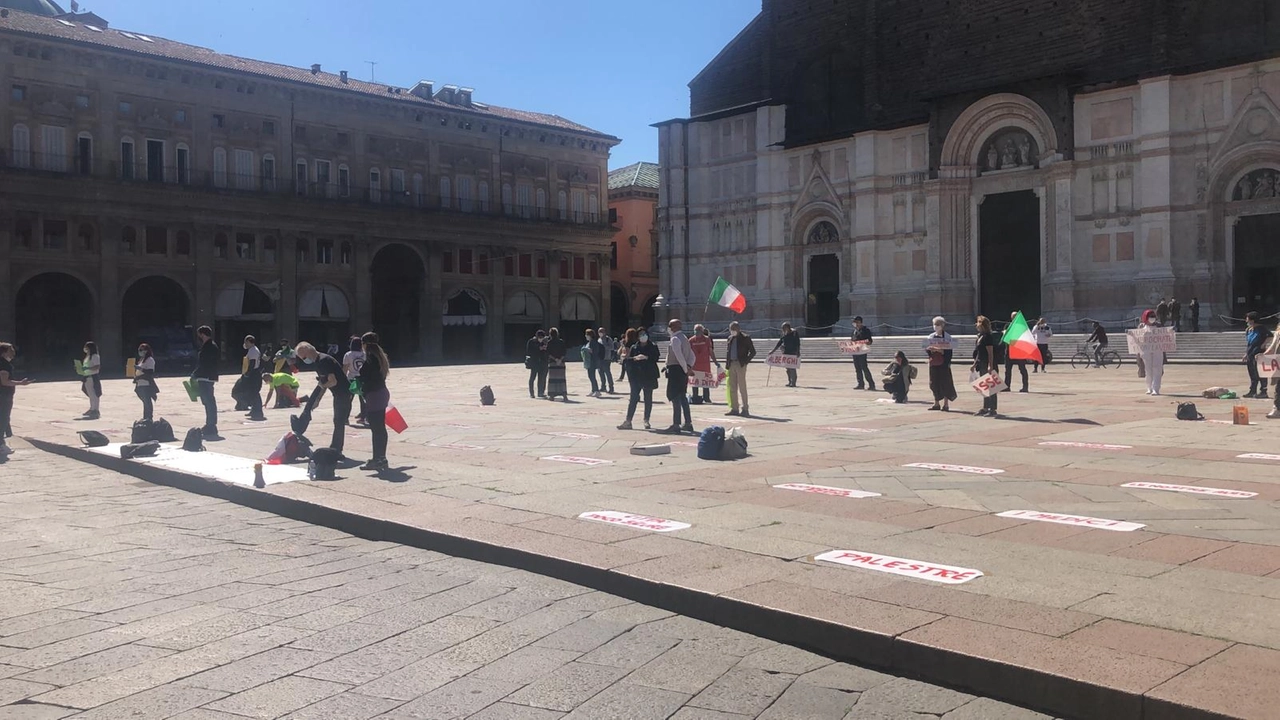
[765,352,801,369]
[1238,453,1280,461]
[548,432,601,440]
[997,510,1145,532]
[1257,355,1280,379]
[541,455,612,466]
[818,426,880,434]
[838,340,870,356]
[1038,441,1133,450]
[578,511,689,532]
[774,483,881,499]
[904,462,1004,475]
[970,372,1007,397]
[1126,326,1177,355]
[1121,481,1257,499]
[816,550,983,585]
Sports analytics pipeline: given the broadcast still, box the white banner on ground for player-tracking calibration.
[578,511,690,532]
[997,510,1145,532]
[774,483,881,499]
[765,352,800,369]
[1038,441,1133,450]
[838,340,870,356]
[1121,482,1257,499]
[816,550,983,585]
[1126,326,1177,355]
[541,455,611,466]
[904,462,1004,475]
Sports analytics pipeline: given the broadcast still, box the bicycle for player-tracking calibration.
[1071,342,1122,369]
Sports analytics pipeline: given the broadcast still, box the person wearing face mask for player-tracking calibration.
[724,321,756,417]
[233,335,266,422]
[617,328,660,430]
[79,341,102,420]
[922,317,956,412]
[545,328,568,401]
[0,342,32,456]
[192,326,220,438]
[1137,310,1165,396]
[293,341,352,457]
[582,329,602,397]
[133,343,159,422]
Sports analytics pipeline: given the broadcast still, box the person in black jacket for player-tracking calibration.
[294,341,353,457]
[525,330,549,398]
[852,316,875,391]
[1244,312,1271,399]
[772,322,801,387]
[617,328,661,430]
[358,332,392,472]
[133,343,159,422]
[192,326,220,438]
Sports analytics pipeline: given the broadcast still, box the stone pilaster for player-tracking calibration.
[354,238,372,332]
[547,250,562,330]
[488,247,505,360]
[0,210,14,345]
[598,251,612,334]
[278,233,299,344]
[424,246,443,363]
[98,219,121,368]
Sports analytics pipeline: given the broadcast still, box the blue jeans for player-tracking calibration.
[197,381,217,433]
[586,365,599,394]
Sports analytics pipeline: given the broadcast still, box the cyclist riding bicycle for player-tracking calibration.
[1086,322,1108,368]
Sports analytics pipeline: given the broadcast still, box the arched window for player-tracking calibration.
[212,147,227,187]
[557,190,568,220]
[213,231,227,258]
[536,188,547,218]
[11,124,30,168]
[458,176,473,212]
[572,189,586,223]
[369,168,381,203]
[78,223,95,252]
[440,176,452,209]
[412,173,423,207]
[340,241,352,265]
[502,183,513,215]
[122,226,137,254]
[477,181,490,212]
[296,238,310,263]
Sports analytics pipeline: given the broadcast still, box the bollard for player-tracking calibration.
[253,463,266,489]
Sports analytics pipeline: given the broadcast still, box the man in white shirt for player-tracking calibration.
[664,319,696,434]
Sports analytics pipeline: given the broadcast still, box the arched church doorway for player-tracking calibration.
[1234,213,1280,318]
[807,254,840,336]
[979,190,1041,321]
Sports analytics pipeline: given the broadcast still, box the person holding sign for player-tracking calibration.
[771,323,802,387]
[923,317,956,412]
[973,316,1000,418]
[79,341,102,420]
[0,342,32,456]
[1136,310,1165,396]
[1244,312,1272,400]
[689,324,714,405]
[851,317,875,391]
[133,343,158,422]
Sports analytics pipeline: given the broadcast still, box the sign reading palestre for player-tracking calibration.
[1121,482,1257,499]
[997,510,1145,532]
[765,352,801,369]
[837,340,870,356]
[970,372,1007,397]
[1126,326,1177,355]
[541,455,612,466]
[1039,441,1133,450]
[578,511,690,532]
[904,462,1004,475]
[774,483,881,499]
[816,550,983,585]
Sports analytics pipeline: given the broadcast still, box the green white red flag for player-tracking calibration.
[1002,311,1042,363]
[709,277,746,314]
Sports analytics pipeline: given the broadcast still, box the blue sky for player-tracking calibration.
[86,0,761,168]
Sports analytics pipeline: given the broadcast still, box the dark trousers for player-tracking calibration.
[331,392,352,453]
[617,363,628,382]
[0,392,12,439]
[528,365,547,397]
[786,368,798,386]
[1192,316,1200,332]
[1248,354,1263,395]
[368,407,387,461]
[135,387,154,422]
[197,381,217,433]
[626,384,654,424]
[1035,344,1050,370]
[598,362,614,392]
[853,356,875,389]
[984,393,999,413]
[1004,359,1028,391]
[248,380,263,418]
[667,367,691,427]
[885,377,907,403]
[586,365,600,394]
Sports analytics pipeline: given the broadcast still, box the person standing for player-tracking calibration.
[525,330,549,398]
[294,341,352,457]
[974,316,1000,418]
[80,341,102,419]
[1170,298,1182,332]
[342,337,366,424]
[1244,312,1271,399]
[663,319,695,434]
[724,321,756,418]
[1137,310,1166,396]
[582,329,601,397]
[617,328,660,430]
[1189,298,1201,333]
[616,337,630,384]
[274,340,297,374]
[192,326,220,438]
[545,328,568,401]
[596,327,615,394]
[357,332,392,472]
[133,343,158,422]
[1002,313,1029,393]
[851,316,875,391]
[772,322,801,387]
[1266,330,1280,420]
[0,342,31,456]
[923,317,956,412]
[242,335,266,422]
[689,324,714,405]
[1031,318,1052,373]
[1156,298,1171,327]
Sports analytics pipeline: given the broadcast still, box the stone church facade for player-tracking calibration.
[656,0,1280,333]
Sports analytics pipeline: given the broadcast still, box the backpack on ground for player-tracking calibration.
[480,386,496,406]
[308,447,342,480]
[77,430,109,448]
[120,441,161,459]
[131,419,153,444]
[182,427,205,452]
[1176,402,1204,421]
[697,426,726,461]
[720,427,749,461]
[152,418,176,443]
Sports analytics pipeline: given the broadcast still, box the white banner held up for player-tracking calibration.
[1126,326,1177,355]
[970,371,1007,397]
[765,353,800,369]
[1257,354,1280,379]
[838,340,870,356]
[688,369,723,388]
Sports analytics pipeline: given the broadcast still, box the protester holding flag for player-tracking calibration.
[772,323,802,387]
[922,317,956,412]
[851,316,875,391]
[1002,312,1031,393]
[973,316,1000,418]
[724,321,756,417]
[710,276,747,314]
[357,332,391,472]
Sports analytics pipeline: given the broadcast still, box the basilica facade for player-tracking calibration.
[656,0,1280,333]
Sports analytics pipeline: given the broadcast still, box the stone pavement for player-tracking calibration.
[0,448,1048,719]
[10,359,1280,718]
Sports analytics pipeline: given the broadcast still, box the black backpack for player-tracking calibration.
[131,419,153,444]
[308,447,342,480]
[78,430,109,448]
[182,427,205,452]
[152,418,176,443]
[1176,402,1204,421]
[480,386,496,406]
[120,441,160,459]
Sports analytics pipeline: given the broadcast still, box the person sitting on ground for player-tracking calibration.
[882,351,916,404]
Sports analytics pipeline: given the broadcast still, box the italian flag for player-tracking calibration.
[1002,311,1043,363]
[709,277,747,314]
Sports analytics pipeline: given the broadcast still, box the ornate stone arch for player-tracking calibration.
[941,93,1059,169]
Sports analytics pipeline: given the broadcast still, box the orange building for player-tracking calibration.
[607,162,660,334]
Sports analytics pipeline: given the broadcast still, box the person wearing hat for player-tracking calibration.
[851,316,875,390]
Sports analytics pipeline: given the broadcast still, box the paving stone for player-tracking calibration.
[355,655,483,702]
[468,645,581,685]
[504,661,629,712]
[577,629,680,670]
[757,683,860,719]
[688,667,796,715]
[179,646,335,693]
[533,617,633,653]
[849,677,973,716]
[796,663,896,693]
[940,697,1054,719]
[70,685,227,720]
[0,678,56,704]
[382,676,523,719]
[0,704,77,719]
[667,710,751,720]
[205,675,351,718]
[279,690,404,719]
[738,643,835,675]
[14,642,174,686]
[625,642,740,695]
[560,682,690,720]
[464,703,565,720]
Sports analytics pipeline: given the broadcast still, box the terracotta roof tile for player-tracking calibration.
[609,161,660,190]
[0,8,617,140]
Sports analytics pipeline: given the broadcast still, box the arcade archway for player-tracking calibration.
[371,244,425,359]
[122,276,192,370]
[15,272,93,374]
[442,288,487,362]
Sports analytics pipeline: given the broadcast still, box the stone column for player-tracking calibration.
[488,247,505,360]
[1043,170,1077,319]
[547,250,561,330]
[424,246,443,363]
[193,224,216,331]
[354,238,372,332]
[97,218,122,370]
[278,233,299,344]
[0,210,16,345]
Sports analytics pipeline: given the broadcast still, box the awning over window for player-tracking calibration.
[505,290,544,322]
[215,280,278,319]
[560,293,596,322]
[299,284,350,320]
[443,289,487,326]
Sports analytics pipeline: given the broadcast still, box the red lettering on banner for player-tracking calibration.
[816,550,983,585]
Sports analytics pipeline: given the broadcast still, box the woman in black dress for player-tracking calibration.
[973,315,999,418]
[923,316,957,412]
[545,328,568,401]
